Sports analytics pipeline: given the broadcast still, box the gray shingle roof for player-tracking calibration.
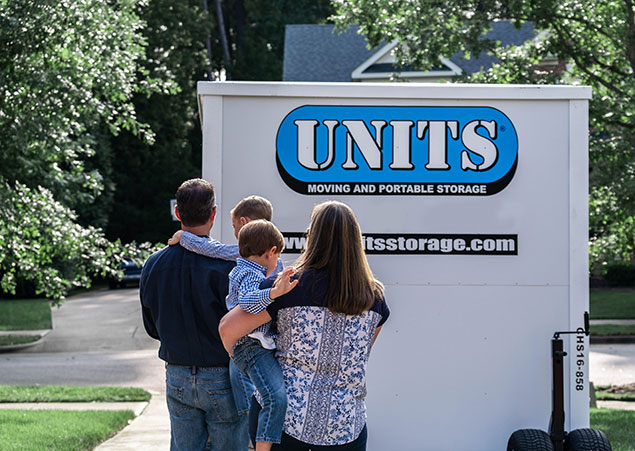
[283,22,536,82]
[283,25,376,82]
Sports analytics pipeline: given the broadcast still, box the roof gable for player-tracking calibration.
[352,40,463,81]
[283,22,536,82]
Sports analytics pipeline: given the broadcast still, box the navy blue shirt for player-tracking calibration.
[140,242,235,366]
[261,268,389,332]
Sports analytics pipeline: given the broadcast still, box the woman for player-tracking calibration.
[220,200,389,450]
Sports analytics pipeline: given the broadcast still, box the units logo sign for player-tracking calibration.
[276,105,518,196]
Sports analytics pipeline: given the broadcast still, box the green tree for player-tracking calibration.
[106,0,209,244]
[0,0,165,301]
[225,0,334,81]
[105,0,335,244]
[333,0,635,271]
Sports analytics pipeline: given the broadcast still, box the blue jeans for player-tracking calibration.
[230,359,255,415]
[165,364,249,451]
[232,338,286,444]
[249,396,367,450]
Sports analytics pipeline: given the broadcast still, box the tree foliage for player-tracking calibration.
[0,0,334,299]
[333,0,635,271]
[0,181,116,301]
[223,0,334,81]
[0,0,165,301]
[106,0,335,244]
[105,0,209,244]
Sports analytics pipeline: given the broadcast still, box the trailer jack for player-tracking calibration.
[507,312,612,451]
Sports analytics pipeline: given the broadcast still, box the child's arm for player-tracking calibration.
[238,267,297,314]
[169,230,240,261]
[219,306,271,354]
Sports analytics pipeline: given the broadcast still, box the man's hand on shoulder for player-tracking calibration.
[168,230,184,246]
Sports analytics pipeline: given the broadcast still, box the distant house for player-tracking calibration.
[283,22,540,82]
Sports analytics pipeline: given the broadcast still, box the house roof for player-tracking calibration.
[283,22,536,82]
[283,25,376,82]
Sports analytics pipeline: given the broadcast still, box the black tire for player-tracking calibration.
[508,429,555,451]
[566,428,612,451]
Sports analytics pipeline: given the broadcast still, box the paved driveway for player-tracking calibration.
[0,288,164,391]
[0,288,169,449]
[590,343,635,386]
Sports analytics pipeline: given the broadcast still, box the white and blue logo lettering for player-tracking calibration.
[276,105,518,196]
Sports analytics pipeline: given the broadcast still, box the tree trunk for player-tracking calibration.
[201,0,214,80]
[214,0,232,79]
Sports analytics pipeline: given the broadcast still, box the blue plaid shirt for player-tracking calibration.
[179,232,283,343]
[227,258,272,312]
[227,258,281,342]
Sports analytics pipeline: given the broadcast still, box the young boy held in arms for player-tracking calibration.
[169,196,295,450]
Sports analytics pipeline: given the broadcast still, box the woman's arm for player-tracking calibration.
[218,306,271,354]
[372,325,383,345]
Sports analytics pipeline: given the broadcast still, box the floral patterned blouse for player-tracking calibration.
[262,268,390,446]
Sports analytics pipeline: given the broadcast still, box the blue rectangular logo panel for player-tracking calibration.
[276,105,518,195]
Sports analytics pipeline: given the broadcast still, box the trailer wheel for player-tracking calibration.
[566,428,611,451]
[507,429,555,451]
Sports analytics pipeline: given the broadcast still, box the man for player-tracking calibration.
[140,178,248,451]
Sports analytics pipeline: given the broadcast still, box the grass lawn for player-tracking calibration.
[591,324,635,336]
[590,289,635,319]
[595,383,635,402]
[596,390,635,402]
[0,335,41,346]
[0,299,52,330]
[0,385,150,403]
[591,408,635,451]
[0,409,134,451]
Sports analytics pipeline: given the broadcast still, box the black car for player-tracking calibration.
[109,258,142,289]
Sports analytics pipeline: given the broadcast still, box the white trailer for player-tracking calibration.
[197,81,592,451]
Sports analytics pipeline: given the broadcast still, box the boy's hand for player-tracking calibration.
[270,267,298,299]
[167,230,184,246]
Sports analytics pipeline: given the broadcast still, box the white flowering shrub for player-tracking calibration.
[0,181,161,303]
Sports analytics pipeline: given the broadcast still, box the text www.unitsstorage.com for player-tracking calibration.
[283,233,517,255]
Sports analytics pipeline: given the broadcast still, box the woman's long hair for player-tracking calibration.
[294,201,384,315]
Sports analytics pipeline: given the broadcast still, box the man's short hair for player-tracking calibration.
[238,220,284,258]
[175,179,216,227]
[231,196,273,221]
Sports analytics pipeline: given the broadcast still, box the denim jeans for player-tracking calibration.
[165,364,249,451]
[232,337,286,443]
[249,396,367,451]
[230,359,255,415]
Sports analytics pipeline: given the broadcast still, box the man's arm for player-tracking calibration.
[139,272,159,340]
[141,304,159,340]
[179,231,240,261]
